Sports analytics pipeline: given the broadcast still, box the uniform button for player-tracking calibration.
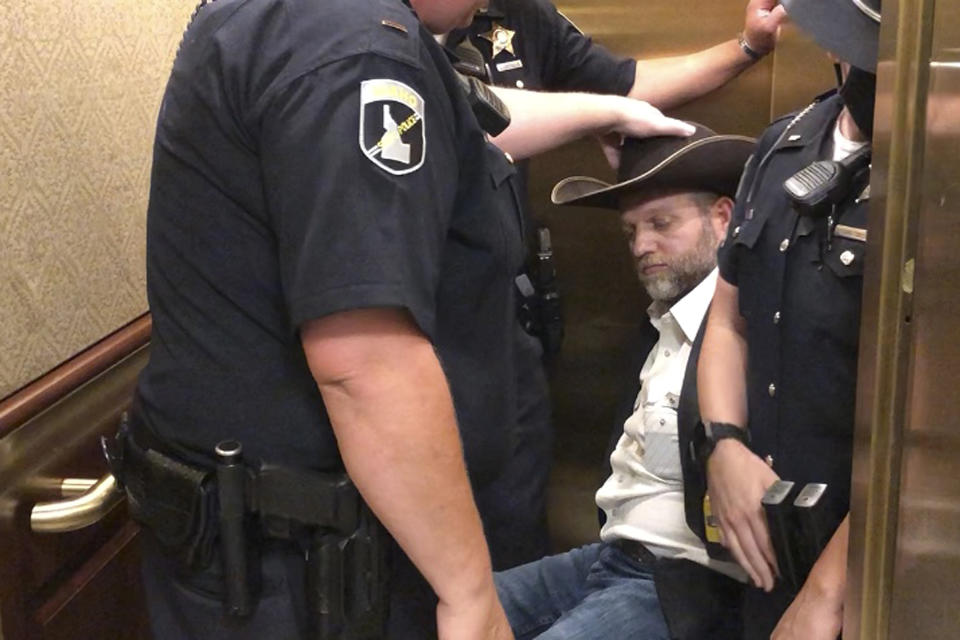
[773,311,781,324]
[779,238,790,252]
[664,349,671,357]
[504,151,514,164]
[840,250,855,265]
[768,383,777,397]
[733,225,741,237]
[659,418,666,426]
[515,79,525,89]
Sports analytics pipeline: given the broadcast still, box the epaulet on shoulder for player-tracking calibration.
[366,0,423,67]
[767,88,838,132]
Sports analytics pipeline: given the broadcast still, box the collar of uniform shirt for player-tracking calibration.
[646,268,719,343]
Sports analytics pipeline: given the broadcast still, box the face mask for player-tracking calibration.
[839,66,877,138]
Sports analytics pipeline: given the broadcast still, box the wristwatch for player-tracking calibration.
[697,421,751,463]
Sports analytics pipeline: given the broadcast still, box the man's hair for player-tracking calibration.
[618,187,725,216]
[686,190,723,216]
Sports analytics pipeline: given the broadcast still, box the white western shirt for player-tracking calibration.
[595,269,745,580]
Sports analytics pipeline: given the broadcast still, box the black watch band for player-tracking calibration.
[697,421,750,463]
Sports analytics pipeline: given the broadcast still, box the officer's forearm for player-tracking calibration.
[805,514,849,602]
[488,87,692,160]
[301,308,496,609]
[698,276,749,427]
[628,39,755,111]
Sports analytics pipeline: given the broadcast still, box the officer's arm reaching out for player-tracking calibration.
[627,0,786,110]
[698,275,780,591]
[301,308,513,640]
[489,87,694,160]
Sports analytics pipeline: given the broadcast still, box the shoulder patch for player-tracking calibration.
[359,79,426,175]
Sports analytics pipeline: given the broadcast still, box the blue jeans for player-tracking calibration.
[494,542,670,640]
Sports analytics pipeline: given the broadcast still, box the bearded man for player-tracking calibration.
[491,124,756,640]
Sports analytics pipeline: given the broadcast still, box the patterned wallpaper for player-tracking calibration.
[0,0,195,399]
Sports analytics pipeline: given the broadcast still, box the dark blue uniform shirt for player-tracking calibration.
[718,92,868,634]
[449,0,636,94]
[137,0,524,486]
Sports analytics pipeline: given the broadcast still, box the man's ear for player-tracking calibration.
[710,196,734,241]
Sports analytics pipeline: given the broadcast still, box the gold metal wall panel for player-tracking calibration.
[0,1,194,400]
[886,0,960,634]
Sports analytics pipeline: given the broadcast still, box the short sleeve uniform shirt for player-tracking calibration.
[719,93,868,530]
[137,0,525,484]
[448,0,636,94]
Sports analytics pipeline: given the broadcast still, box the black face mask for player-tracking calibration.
[839,66,877,138]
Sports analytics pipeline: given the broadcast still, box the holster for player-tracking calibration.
[104,414,388,639]
[105,417,218,569]
[653,558,744,640]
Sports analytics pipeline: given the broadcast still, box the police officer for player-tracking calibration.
[128,0,691,638]
[696,1,880,638]
[444,0,787,570]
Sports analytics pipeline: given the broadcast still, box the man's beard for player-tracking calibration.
[636,222,718,304]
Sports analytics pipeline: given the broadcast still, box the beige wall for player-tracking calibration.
[0,0,194,399]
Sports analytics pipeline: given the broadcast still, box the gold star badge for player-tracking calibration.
[480,23,516,58]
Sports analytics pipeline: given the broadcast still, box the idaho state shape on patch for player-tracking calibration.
[359,79,426,175]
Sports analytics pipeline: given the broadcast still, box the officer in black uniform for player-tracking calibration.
[695,1,880,638]
[445,0,787,570]
[131,0,524,638]
[123,0,691,638]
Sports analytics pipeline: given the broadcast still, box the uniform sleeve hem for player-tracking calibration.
[718,261,738,286]
[616,58,638,96]
[289,283,435,338]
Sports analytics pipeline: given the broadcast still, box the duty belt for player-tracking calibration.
[104,412,386,639]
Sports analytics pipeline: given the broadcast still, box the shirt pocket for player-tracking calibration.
[641,408,682,483]
[823,235,866,278]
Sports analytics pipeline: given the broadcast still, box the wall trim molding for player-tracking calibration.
[0,315,151,438]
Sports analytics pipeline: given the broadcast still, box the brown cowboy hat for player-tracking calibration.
[551,123,756,210]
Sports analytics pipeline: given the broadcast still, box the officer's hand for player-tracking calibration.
[436,583,514,640]
[610,98,696,140]
[771,577,844,640]
[743,0,788,57]
[706,438,779,591]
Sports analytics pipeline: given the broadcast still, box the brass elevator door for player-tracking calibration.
[886,0,960,636]
[847,0,960,637]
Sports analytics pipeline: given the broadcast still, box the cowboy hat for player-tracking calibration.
[551,123,755,210]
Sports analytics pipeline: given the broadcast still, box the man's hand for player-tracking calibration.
[706,438,779,590]
[743,0,788,56]
[437,582,514,640]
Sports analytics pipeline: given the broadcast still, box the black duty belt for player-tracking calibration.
[612,538,658,567]
[106,411,386,638]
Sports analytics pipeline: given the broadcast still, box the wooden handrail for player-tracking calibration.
[0,314,152,437]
